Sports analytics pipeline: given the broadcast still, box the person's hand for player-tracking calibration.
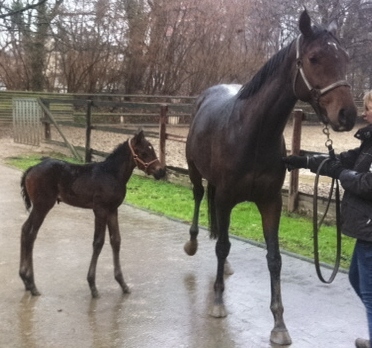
[307,155,329,173]
[313,158,345,179]
[283,155,328,172]
[282,155,308,171]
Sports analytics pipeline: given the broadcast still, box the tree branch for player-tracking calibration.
[0,0,49,19]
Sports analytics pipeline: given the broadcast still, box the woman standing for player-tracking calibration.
[283,90,372,348]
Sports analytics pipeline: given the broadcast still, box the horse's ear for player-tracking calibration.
[299,9,313,38]
[327,19,338,36]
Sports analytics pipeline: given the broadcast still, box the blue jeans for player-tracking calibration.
[349,240,372,341]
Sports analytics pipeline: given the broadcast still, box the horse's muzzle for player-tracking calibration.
[337,105,357,132]
[152,167,166,180]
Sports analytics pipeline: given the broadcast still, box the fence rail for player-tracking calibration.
[5,90,366,218]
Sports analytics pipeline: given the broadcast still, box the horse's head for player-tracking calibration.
[293,10,357,131]
[129,130,166,180]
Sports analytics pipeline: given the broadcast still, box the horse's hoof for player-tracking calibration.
[209,304,228,318]
[184,240,198,256]
[224,260,234,275]
[270,328,292,346]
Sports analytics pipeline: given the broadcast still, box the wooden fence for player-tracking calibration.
[4,90,366,218]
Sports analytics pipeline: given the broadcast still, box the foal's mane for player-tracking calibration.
[105,140,130,161]
[238,25,333,100]
[103,140,131,171]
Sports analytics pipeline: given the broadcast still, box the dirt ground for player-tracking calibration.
[0,121,362,195]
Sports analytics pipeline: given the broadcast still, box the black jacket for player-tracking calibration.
[339,124,372,241]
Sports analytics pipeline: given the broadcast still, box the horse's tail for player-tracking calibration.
[20,167,33,212]
[207,183,218,239]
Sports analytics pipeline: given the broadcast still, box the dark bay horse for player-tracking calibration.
[20,130,165,298]
[184,10,357,345]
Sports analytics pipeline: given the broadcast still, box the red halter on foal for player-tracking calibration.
[128,138,159,174]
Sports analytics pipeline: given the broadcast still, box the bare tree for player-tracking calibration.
[0,0,370,96]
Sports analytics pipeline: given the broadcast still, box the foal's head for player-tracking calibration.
[294,10,357,131]
[128,130,166,180]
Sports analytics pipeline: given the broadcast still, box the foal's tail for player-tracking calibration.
[20,167,33,211]
[207,183,218,239]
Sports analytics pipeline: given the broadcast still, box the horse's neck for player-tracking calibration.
[240,56,297,139]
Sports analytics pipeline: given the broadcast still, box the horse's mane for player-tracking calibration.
[238,25,332,100]
[238,43,294,100]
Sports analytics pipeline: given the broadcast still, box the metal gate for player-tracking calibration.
[13,98,42,146]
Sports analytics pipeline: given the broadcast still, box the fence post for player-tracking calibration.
[85,100,93,163]
[42,100,51,140]
[287,109,304,212]
[159,104,168,167]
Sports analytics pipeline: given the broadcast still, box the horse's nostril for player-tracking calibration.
[154,168,166,180]
[339,106,357,131]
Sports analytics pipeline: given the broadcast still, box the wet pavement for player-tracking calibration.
[0,163,368,348]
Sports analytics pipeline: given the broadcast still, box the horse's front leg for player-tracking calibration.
[107,209,130,294]
[184,163,204,256]
[258,197,292,346]
[210,201,232,318]
[87,208,107,298]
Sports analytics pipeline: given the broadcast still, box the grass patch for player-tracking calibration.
[5,153,82,170]
[6,154,354,269]
[126,175,353,269]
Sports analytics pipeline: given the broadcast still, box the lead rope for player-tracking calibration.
[312,125,342,283]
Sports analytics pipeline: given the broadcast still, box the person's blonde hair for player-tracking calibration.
[364,90,372,110]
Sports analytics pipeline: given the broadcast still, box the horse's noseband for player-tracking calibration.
[128,138,159,174]
[293,34,350,121]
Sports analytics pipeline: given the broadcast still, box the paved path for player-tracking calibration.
[0,164,367,348]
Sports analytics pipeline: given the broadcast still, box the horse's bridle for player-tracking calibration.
[293,34,351,121]
[128,138,159,174]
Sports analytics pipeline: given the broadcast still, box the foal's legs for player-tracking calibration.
[87,208,107,298]
[20,203,54,296]
[184,161,204,256]
[257,196,292,346]
[107,209,130,294]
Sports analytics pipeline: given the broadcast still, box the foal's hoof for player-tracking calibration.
[31,288,41,296]
[91,288,100,299]
[270,328,292,346]
[184,240,198,256]
[209,304,228,318]
[122,285,131,294]
[25,284,40,296]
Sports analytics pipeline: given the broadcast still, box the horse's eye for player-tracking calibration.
[309,56,318,64]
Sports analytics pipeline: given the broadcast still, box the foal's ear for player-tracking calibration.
[299,9,313,38]
[134,129,145,143]
[327,19,338,36]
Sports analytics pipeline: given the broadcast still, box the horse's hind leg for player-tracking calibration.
[87,208,107,298]
[210,198,232,318]
[107,209,130,294]
[184,161,204,256]
[20,204,53,296]
[257,197,292,346]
